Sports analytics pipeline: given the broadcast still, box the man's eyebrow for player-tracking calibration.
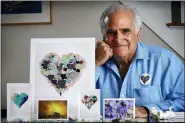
[106,28,131,34]
[120,28,131,30]
[107,29,116,32]
[120,28,132,33]
[107,29,117,34]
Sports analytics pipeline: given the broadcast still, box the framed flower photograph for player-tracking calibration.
[37,99,68,121]
[103,98,135,121]
[1,1,52,26]
[30,38,95,120]
[7,83,32,122]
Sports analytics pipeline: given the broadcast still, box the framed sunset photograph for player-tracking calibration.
[37,99,68,120]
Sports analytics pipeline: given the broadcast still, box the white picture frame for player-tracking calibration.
[37,99,69,121]
[103,98,135,121]
[1,1,52,26]
[78,89,101,121]
[30,38,95,120]
[7,83,32,122]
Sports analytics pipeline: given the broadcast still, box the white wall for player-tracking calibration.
[140,23,184,62]
[1,1,184,110]
[121,1,184,59]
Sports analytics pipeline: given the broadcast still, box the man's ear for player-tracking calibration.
[137,28,142,42]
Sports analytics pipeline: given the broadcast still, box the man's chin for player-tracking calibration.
[113,46,128,54]
[113,51,128,58]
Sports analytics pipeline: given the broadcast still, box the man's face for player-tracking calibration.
[105,10,140,58]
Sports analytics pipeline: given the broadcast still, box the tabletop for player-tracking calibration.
[1,112,184,122]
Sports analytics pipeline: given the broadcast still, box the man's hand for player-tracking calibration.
[95,41,113,66]
[135,107,149,118]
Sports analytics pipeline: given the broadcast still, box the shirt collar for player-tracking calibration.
[134,42,149,60]
[105,58,121,78]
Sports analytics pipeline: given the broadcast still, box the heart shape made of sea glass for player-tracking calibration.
[40,53,86,96]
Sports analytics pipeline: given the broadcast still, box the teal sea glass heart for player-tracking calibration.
[11,93,28,108]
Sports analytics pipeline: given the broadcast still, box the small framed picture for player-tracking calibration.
[7,83,32,122]
[37,99,68,121]
[103,98,135,121]
[78,89,101,121]
[1,1,53,26]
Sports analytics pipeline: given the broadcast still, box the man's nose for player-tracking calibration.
[116,30,124,43]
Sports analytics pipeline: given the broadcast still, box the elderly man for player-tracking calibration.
[95,4,184,118]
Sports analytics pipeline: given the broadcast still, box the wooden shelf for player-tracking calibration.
[167,23,185,27]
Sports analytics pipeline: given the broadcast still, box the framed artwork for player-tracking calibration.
[78,89,101,121]
[103,98,135,121]
[37,99,68,121]
[30,38,95,120]
[7,83,32,122]
[1,1,52,26]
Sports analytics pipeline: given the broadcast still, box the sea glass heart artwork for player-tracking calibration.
[40,53,86,96]
[81,95,97,109]
[11,92,28,108]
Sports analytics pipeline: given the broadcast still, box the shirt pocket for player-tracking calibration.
[134,85,163,106]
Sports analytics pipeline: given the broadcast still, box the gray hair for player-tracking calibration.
[99,4,142,35]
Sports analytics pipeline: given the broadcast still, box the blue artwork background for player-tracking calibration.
[1,1,42,14]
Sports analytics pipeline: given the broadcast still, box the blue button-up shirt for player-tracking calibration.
[95,42,184,115]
